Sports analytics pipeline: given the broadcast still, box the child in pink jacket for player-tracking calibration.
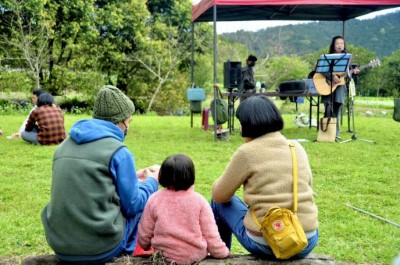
[138,154,230,264]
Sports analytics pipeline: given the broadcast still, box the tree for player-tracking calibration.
[34,0,151,96]
[373,49,400,97]
[129,24,192,113]
[264,56,311,90]
[89,0,150,90]
[125,0,213,113]
[42,0,99,94]
[0,0,50,89]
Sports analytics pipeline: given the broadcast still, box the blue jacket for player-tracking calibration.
[70,119,158,218]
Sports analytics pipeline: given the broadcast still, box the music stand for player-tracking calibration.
[315,53,352,141]
[315,53,353,94]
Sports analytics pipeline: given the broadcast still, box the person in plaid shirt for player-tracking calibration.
[22,93,66,145]
[7,88,45,139]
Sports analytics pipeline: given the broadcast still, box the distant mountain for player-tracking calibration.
[221,11,400,58]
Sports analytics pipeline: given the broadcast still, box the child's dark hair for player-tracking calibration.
[158,154,195,191]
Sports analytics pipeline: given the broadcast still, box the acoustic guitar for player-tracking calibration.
[313,59,380,95]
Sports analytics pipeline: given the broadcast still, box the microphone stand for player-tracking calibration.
[342,49,353,134]
[340,78,375,144]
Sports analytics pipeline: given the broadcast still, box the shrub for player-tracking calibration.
[0,71,34,93]
[58,97,93,114]
[0,99,32,114]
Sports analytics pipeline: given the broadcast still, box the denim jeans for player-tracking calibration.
[211,195,319,260]
[21,127,40,145]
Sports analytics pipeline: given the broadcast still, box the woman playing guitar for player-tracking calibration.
[319,36,360,141]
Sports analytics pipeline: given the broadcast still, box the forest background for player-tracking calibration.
[0,0,400,114]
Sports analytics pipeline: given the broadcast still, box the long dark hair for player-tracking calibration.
[329,36,346,53]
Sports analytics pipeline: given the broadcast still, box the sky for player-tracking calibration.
[190,2,400,33]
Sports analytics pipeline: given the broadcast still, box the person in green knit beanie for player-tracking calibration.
[41,85,160,263]
[210,95,319,260]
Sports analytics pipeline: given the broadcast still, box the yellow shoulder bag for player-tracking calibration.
[251,141,307,259]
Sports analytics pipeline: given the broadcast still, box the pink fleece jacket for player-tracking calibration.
[138,186,230,264]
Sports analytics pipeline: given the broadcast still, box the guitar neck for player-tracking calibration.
[336,64,368,78]
[313,59,379,96]
[358,64,370,71]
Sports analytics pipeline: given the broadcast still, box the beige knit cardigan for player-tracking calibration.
[212,131,318,233]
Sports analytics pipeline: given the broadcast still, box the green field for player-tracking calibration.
[0,99,399,264]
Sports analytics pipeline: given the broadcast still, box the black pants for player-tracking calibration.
[324,102,342,137]
[324,102,342,118]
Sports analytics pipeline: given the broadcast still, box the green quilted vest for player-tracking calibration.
[42,137,126,255]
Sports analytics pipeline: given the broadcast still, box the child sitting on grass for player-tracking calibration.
[138,154,230,264]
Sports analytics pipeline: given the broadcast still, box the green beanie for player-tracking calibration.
[93,85,135,123]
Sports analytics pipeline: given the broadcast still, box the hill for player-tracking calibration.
[221,11,400,58]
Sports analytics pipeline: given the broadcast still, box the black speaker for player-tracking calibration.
[223,61,242,90]
[278,80,307,94]
[278,80,307,102]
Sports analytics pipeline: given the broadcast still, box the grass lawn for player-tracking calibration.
[0,98,399,264]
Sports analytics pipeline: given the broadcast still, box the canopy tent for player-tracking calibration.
[192,0,400,22]
[190,0,400,140]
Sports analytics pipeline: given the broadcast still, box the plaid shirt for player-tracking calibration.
[25,105,66,145]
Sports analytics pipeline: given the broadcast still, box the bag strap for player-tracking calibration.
[250,141,299,227]
[320,117,331,132]
[216,86,223,99]
[288,141,299,214]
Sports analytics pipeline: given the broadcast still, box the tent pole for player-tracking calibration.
[213,4,218,141]
[342,21,345,37]
[342,20,352,132]
[191,22,195,86]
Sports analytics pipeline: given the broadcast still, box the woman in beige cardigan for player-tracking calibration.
[211,95,318,259]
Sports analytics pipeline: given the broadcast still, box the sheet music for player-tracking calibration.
[315,53,352,74]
